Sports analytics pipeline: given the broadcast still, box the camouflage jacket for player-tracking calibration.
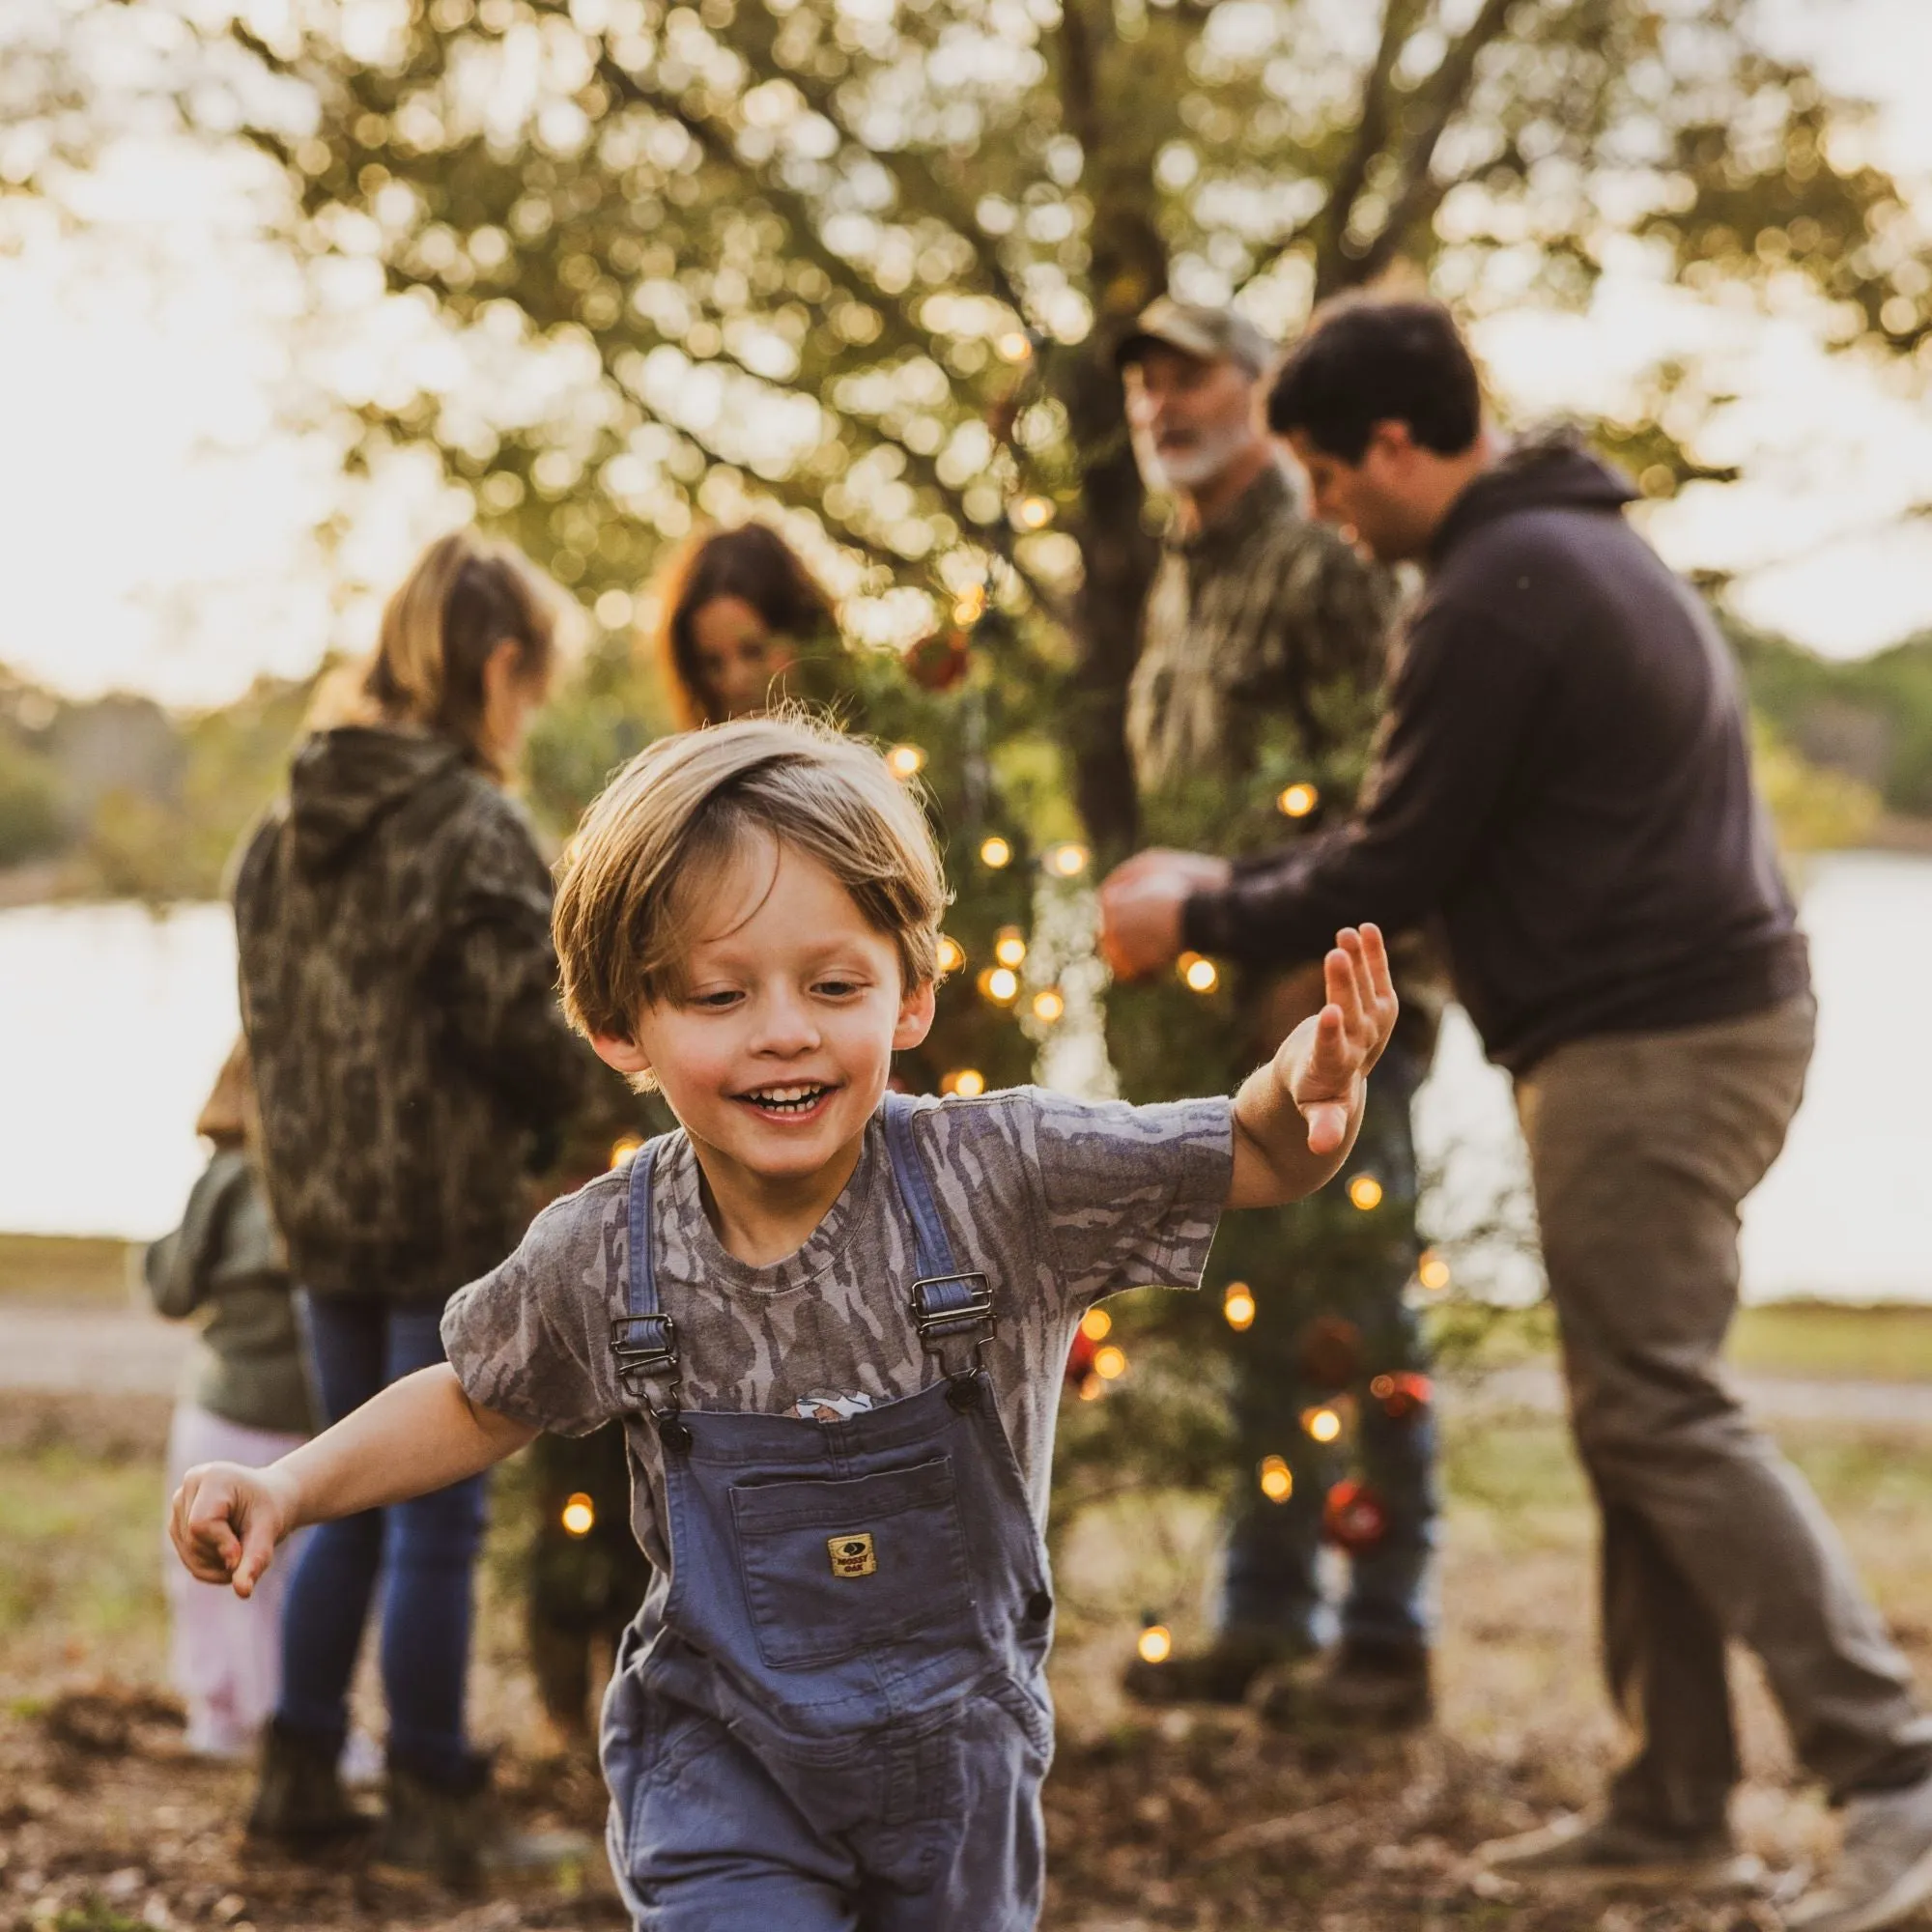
[234,727,589,1305]
[1127,460,1396,803]
[1121,459,1444,1075]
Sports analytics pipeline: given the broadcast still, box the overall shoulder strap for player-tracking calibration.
[881,1093,995,1400]
[610,1136,690,1446]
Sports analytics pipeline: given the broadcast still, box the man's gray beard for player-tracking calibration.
[1142,420,1262,493]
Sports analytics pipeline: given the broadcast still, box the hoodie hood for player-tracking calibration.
[287,727,468,874]
[1428,424,1636,570]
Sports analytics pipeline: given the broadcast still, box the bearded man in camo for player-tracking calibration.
[1109,299,1443,1728]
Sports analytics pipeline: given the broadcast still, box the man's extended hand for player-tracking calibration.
[1097,848,1232,980]
[1278,923,1398,1154]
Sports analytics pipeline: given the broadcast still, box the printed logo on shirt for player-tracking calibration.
[827,1532,877,1578]
[792,1391,877,1422]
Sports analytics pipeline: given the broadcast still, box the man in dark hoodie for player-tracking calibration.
[1099,299,1932,1931]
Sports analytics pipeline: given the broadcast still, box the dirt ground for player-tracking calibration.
[6,1385,1932,1932]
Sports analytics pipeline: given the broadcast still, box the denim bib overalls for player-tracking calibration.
[598,1095,1057,1930]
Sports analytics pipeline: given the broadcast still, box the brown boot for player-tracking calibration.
[1256,1636,1435,1731]
[246,1719,370,1847]
[1122,1628,1314,1706]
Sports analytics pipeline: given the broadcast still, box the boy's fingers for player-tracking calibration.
[1302,1099,1350,1155]
[231,1522,276,1600]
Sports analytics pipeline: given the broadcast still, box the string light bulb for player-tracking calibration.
[1077,1374,1104,1402]
[980,965,1020,1004]
[1137,1623,1173,1664]
[1015,496,1054,530]
[936,935,966,974]
[1031,988,1065,1023]
[1094,1344,1127,1380]
[609,1136,643,1169]
[1417,1250,1452,1293]
[561,1492,595,1537]
[885,744,926,780]
[1045,842,1089,877]
[1259,1455,1293,1503]
[996,330,1033,363]
[1303,1406,1342,1443]
[1080,1307,1112,1342]
[1278,782,1319,818]
[994,926,1028,967]
[1349,1174,1384,1211]
[942,1068,986,1097]
[953,582,987,625]
[979,836,1012,868]
[1223,1283,1256,1331]
[1178,952,1219,994]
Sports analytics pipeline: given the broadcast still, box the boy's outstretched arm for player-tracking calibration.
[1226,924,1399,1208]
[169,1365,536,1599]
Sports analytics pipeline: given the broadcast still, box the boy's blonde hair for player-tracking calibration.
[554,712,950,1042]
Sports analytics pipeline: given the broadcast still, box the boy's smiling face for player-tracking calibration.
[591,834,935,1191]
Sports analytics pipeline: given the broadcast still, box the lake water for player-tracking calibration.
[4,851,1930,1301]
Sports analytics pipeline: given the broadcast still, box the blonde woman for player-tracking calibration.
[232,531,587,1881]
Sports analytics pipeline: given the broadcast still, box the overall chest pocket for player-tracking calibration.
[728,1455,977,1670]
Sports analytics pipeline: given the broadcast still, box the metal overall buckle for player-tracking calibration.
[910,1272,994,1411]
[610,1313,692,1450]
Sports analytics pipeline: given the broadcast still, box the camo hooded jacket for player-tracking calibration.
[234,725,588,1305]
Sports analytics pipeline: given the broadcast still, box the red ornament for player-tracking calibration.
[904,627,971,693]
[1322,1478,1388,1552]
[1369,1372,1433,1421]
[1064,1326,1097,1387]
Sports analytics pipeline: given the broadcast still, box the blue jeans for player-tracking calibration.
[1217,1045,1438,1651]
[277,1294,488,1786]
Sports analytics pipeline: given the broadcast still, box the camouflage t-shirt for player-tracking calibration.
[441,1087,1234,1569]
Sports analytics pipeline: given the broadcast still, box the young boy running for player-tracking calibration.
[171,714,1398,1929]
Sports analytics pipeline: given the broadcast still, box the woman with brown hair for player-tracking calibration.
[653,521,848,726]
[230,530,587,1879]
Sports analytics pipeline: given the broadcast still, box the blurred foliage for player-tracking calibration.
[1739,623,1932,823]
[154,0,1930,863]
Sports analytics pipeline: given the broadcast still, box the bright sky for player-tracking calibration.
[3,0,1931,708]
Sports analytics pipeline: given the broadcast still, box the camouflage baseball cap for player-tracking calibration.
[1116,297,1274,377]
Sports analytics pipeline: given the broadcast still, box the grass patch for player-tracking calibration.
[0,1446,167,1665]
[0,1233,135,1304]
[1730,1299,1932,1382]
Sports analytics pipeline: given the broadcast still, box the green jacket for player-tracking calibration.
[145,1149,315,1434]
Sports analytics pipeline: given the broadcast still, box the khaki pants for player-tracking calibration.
[1517,995,1932,1833]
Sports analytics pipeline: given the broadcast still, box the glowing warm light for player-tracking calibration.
[1417,1250,1452,1293]
[1371,1375,1395,1401]
[1178,952,1220,994]
[953,583,988,625]
[1349,1175,1384,1211]
[980,966,1020,1004]
[609,1136,644,1169]
[1014,496,1054,530]
[997,330,1033,362]
[1259,1455,1293,1503]
[1094,1344,1127,1380]
[1137,1624,1173,1664]
[994,926,1028,967]
[1045,842,1089,877]
[1278,782,1319,818]
[886,743,927,780]
[1031,988,1065,1023]
[1080,1307,1113,1342]
[942,1068,986,1097]
[936,935,966,975]
[980,836,1013,868]
[1223,1283,1256,1331]
[561,1493,595,1537]
[1077,1374,1104,1402]
[1304,1406,1343,1444]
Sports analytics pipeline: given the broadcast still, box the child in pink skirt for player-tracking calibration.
[148,1041,315,1760]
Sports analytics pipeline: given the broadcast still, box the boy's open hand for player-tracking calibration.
[1278,924,1399,1154]
[170,1461,298,1599]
